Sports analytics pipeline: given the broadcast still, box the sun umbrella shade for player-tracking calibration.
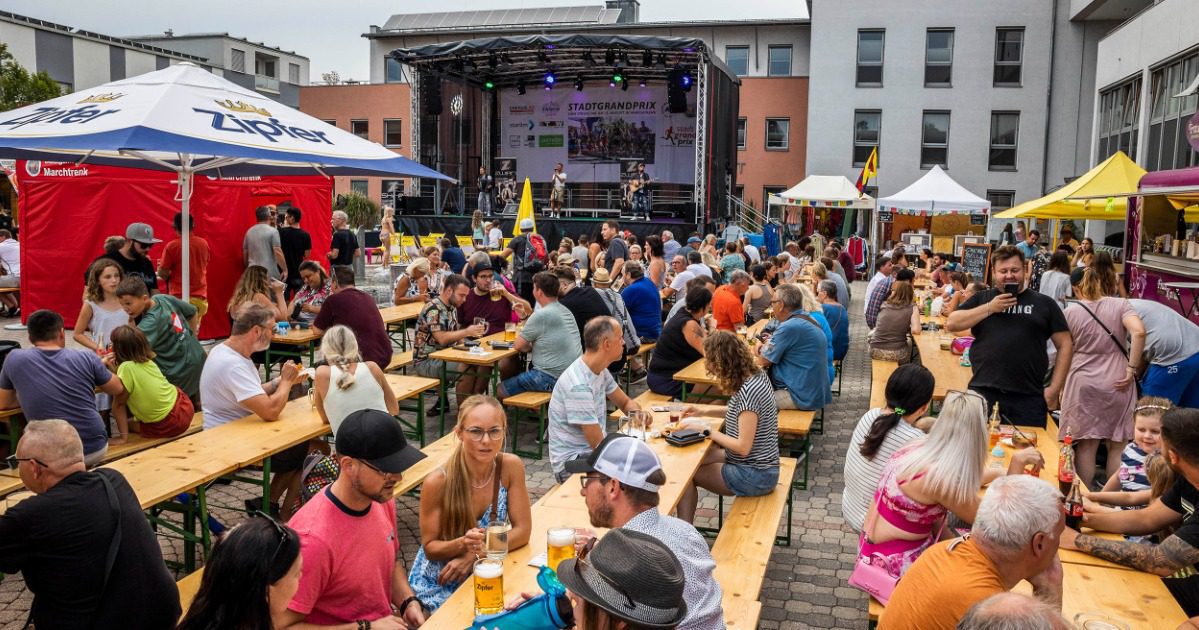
[0,62,453,180]
[994,151,1145,220]
[876,165,989,215]
[769,175,874,208]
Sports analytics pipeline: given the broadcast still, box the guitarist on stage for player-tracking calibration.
[630,162,652,221]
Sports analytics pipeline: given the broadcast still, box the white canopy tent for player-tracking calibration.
[876,166,990,215]
[768,175,875,208]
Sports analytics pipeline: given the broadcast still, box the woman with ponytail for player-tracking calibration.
[841,364,935,532]
[409,395,531,613]
[312,325,398,436]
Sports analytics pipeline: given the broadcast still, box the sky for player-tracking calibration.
[0,0,806,82]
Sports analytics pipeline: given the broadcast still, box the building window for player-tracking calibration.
[856,30,884,86]
[765,118,790,150]
[1144,52,1197,171]
[763,185,786,206]
[921,111,950,168]
[350,180,369,197]
[288,63,301,84]
[925,29,954,86]
[384,119,403,147]
[987,190,1015,211]
[994,28,1024,86]
[350,120,369,140]
[737,118,746,150]
[768,45,792,76]
[989,112,1019,171]
[385,57,404,83]
[231,48,246,73]
[725,46,749,76]
[1100,77,1142,163]
[853,110,881,167]
[321,119,337,127]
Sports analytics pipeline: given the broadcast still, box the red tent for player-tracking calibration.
[16,161,332,339]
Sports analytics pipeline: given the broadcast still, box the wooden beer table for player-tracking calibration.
[1012,563,1185,627]
[422,408,725,628]
[870,332,972,409]
[674,319,768,402]
[429,332,518,434]
[380,303,423,351]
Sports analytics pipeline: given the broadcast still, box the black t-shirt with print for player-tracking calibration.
[959,288,1068,395]
[1160,476,1199,615]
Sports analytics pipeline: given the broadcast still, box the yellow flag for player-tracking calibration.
[514,177,536,235]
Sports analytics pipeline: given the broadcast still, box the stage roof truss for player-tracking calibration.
[390,34,736,90]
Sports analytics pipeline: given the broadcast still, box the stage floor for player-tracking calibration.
[393,213,698,247]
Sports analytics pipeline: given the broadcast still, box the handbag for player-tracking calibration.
[848,492,946,605]
[300,451,341,503]
[665,427,710,447]
[950,337,974,355]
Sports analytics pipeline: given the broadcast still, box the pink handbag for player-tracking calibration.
[848,495,900,605]
[950,336,974,355]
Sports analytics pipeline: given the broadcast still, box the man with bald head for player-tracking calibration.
[956,592,1070,629]
[0,420,179,628]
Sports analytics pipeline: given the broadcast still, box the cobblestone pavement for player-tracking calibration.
[0,281,875,629]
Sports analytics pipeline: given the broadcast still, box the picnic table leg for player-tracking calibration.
[183,493,197,572]
[416,395,426,447]
[263,348,274,383]
[306,341,315,368]
[260,456,272,509]
[680,383,689,403]
[197,485,213,559]
[439,362,448,436]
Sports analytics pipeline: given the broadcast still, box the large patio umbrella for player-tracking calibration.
[0,62,454,300]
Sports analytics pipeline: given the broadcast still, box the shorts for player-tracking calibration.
[414,358,464,381]
[500,368,558,397]
[972,385,1049,428]
[0,276,17,288]
[1142,353,1199,407]
[84,444,108,469]
[272,441,310,473]
[773,389,799,410]
[721,462,779,497]
[647,371,683,398]
[188,297,208,333]
[550,188,565,203]
[138,387,195,439]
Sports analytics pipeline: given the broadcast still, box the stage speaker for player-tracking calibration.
[422,78,443,116]
[667,85,687,114]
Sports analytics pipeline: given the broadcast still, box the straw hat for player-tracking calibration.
[592,268,613,287]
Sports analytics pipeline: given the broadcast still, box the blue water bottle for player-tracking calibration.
[468,566,574,630]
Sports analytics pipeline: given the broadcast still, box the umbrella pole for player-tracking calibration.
[178,155,193,304]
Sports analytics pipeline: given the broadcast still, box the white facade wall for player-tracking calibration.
[70,39,111,90]
[806,0,1055,206]
[0,21,38,71]
[125,49,158,78]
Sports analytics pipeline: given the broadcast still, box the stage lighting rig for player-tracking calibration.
[605,49,615,65]
[488,53,498,69]
[642,50,653,67]
[544,71,556,89]
[583,51,596,66]
[516,82,526,95]
[537,51,550,64]
[574,77,585,91]
[621,77,629,92]
[639,77,647,87]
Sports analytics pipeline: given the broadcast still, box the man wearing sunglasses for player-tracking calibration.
[568,434,725,629]
[283,409,427,629]
[0,420,179,628]
[87,222,161,293]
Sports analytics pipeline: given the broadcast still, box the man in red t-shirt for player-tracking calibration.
[457,260,531,389]
[283,409,427,628]
[156,213,211,332]
[712,269,751,331]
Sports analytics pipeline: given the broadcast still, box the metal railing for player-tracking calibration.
[254,75,280,92]
[727,194,766,233]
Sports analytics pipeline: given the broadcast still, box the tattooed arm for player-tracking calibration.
[1062,530,1199,577]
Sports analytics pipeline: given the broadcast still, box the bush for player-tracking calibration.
[335,191,379,229]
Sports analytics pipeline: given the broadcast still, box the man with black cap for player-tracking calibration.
[283,409,427,629]
[569,434,725,629]
[89,222,161,292]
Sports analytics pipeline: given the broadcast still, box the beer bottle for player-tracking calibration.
[988,403,1002,451]
[1064,477,1085,530]
[1058,429,1076,496]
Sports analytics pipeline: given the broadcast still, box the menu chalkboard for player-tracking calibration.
[960,243,992,282]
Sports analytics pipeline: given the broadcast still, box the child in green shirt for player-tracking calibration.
[107,324,195,439]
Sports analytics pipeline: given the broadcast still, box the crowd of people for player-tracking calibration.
[0,208,1196,629]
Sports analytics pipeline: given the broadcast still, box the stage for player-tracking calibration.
[393,214,696,250]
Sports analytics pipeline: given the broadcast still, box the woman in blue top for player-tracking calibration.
[409,396,532,612]
[798,283,836,383]
[817,279,850,362]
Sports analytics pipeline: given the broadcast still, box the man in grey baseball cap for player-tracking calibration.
[86,222,161,292]
[568,434,726,629]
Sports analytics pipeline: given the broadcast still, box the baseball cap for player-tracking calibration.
[520,217,535,230]
[473,259,493,273]
[687,236,701,244]
[565,434,663,492]
[335,409,426,474]
[125,222,162,244]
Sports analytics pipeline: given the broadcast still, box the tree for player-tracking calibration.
[334,191,379,229]
[0,43,63,112]
[320,70,341,86]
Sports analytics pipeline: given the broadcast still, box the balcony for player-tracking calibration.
[254,74,280,93]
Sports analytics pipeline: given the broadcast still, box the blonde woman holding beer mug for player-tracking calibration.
[409,396,531,612]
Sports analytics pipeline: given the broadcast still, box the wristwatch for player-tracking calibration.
[356,621,371,630]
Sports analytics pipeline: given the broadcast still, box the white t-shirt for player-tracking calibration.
[0,239,18,277]
[552,172,568,191]
[744,244,760,263]
[547,356,616,475]
[685,263,712,279]
[200,343,266,429]
[841,408,926,532]
[488,227,502,249]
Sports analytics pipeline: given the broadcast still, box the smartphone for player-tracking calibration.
[1003,283,1018,296]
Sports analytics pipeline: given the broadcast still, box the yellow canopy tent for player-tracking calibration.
[994,151,1145,220]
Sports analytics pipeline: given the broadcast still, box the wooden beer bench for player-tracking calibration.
[713,457,798,627]
[504,391,552,460]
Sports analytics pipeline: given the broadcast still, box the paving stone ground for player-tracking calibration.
[0,276,875,629]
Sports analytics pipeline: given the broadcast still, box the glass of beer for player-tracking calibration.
[505,322,517,342]
[486,516,511,560]
[490,285,504,301]
[473,558,504,616]
[473,317,489,338]
[547,526,576,572]
[735,324,748,339]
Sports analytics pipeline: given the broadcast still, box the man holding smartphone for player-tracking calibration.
[947,245,1073,427]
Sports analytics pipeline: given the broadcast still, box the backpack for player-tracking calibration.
[514,233,548,276]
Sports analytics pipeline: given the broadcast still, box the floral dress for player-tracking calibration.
[408,486,509,611]
[292,280,331,323]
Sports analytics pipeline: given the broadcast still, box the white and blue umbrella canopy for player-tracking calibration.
[0,62,451,180]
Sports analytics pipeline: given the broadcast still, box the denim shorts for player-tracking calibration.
[501,368,559,397]
[721,463,779,497]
